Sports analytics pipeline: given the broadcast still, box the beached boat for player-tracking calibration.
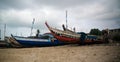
[45,22,104,44]
[11,34,66,47]
[45,22,81,43]
[6,37,22,47]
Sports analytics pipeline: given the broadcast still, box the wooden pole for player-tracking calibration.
[30,18,35,36]
[0,29,1,40]
[4,24,6,40]
[66,10,68,29]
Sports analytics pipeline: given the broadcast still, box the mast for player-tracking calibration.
[4,24,6,40]
[66,10,68,29]
[30,18,35,36]
[0,29,1,40]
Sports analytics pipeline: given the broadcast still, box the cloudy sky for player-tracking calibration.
[0,0,120,37]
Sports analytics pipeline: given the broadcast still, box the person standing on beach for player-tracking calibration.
[36,29,40,38]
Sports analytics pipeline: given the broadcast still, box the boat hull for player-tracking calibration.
[12,35,66,47]
[52,32,80,43]
[16,39,65,47]
[45,22,104,44]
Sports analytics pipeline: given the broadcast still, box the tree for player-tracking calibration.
[89,28,102,35]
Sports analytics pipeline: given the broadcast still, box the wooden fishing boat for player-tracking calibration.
[45,22,104,44]
[6,37,22,47]
[11,34,66,47]
[45,22,81,43]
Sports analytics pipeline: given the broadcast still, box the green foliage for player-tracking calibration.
[89,28,102,35]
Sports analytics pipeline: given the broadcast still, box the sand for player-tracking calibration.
[0,44,120,62]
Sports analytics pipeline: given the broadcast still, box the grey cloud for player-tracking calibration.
[91,10,120,21]
[0,0,35,10]
[34,0,96,9]
[0,0,97,10]
[70,0,120,22]
[0,18,31,28]
[0,0,120,36]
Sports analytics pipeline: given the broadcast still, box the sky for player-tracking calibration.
[0,0,120,37]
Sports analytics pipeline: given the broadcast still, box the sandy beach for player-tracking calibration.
[0,43,120,62]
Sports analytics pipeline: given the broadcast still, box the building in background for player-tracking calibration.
[0,24,5,41]
[109,28,120,41]
[0,30,1,39]
[109,28,120,33]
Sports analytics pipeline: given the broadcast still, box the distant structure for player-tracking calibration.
[109,28,120,33]
[109,28,120,38]
[102,28,120,41]
[0,29,1,39]
[102,28,120,35]
[0,24,6,41]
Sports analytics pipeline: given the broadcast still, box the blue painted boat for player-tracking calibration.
[11,34,67,47]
